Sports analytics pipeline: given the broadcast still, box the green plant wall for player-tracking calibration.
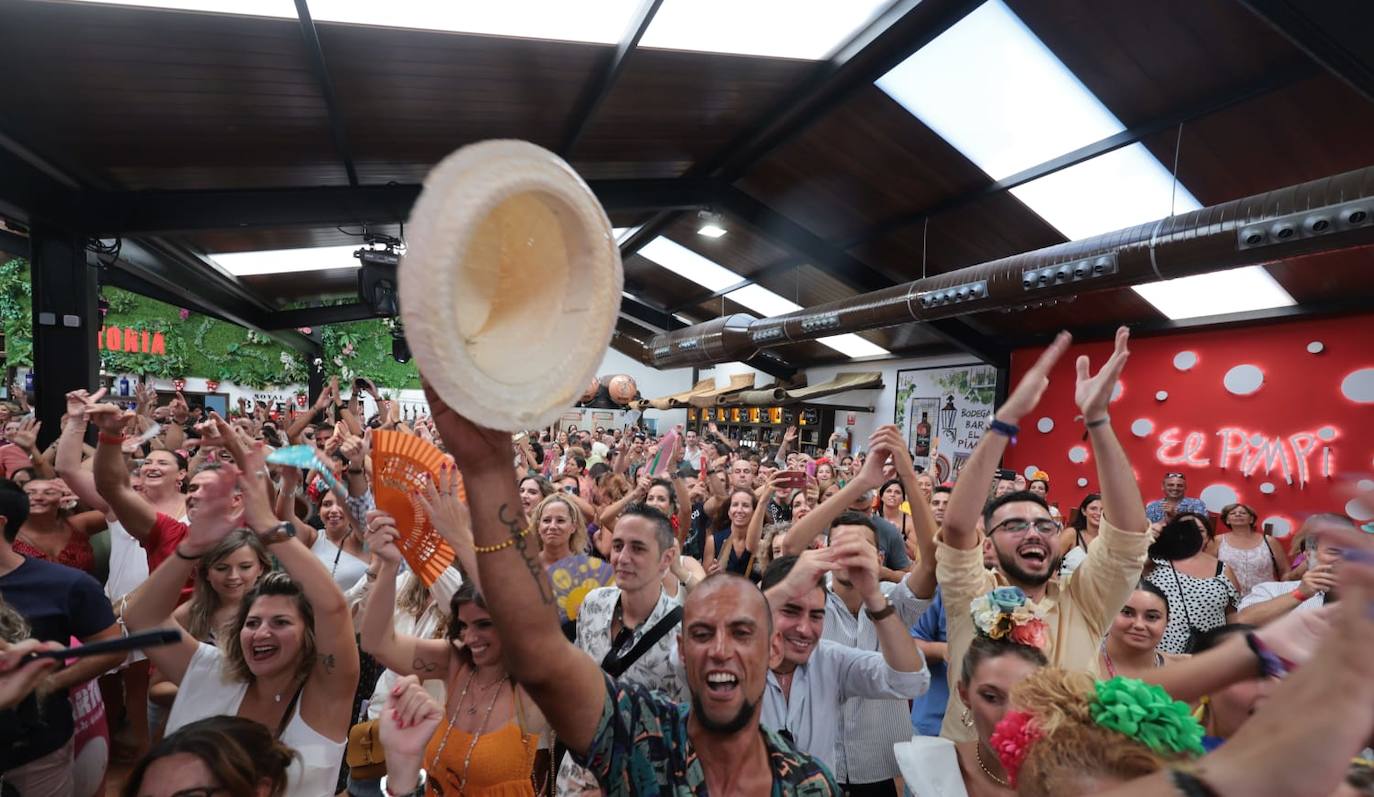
[2,257,419,389]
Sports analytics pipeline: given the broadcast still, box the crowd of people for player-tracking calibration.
[0,325,1371,797]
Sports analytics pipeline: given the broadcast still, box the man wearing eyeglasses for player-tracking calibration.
[934,328,1153,743]
[1145,472,1208,524]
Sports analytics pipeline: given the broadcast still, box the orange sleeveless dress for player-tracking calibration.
[423,719,538,797]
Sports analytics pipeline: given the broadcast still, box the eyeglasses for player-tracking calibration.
[989,518,1062,537]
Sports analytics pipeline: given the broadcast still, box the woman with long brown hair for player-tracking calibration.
[361,508,549,796]
[122,715,297,797]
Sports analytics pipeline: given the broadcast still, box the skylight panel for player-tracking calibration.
[640,0,891,60]
[637,237,741,292]
[725,284,802,317]
[1008,144,1202,240]
[67,0,642,44]
[208,245,360,276]
[876,0,1204,240]
[818,334,889,359]
[1131,266,1296,321]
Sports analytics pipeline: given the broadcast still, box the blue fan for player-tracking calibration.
[267,445,346,498]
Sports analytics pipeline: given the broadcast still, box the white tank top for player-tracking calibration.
[310,529,370,592]
[165,643,345,797]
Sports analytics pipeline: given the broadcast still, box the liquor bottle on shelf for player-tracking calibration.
[914,411,931,457]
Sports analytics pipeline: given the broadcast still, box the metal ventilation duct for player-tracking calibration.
[645,164,1374,367]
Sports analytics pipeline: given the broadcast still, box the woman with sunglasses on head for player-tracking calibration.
[1208,502,1290,597]
[121,438,360,797]
[360,509,549,797]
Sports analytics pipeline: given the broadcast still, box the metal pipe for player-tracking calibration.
[645,164,1374,367]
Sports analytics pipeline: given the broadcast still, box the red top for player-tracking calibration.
[13,524,96,576]
[0,444,32,478]
[149,513,194,601]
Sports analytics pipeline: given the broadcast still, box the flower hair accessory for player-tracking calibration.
[1090,677,1206,757]
[970,586,1050,649]
[990,709,1041,787]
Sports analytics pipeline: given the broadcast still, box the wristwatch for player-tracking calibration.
[380,770,426,797]
[255,520,297,546]
[867,599,897,622]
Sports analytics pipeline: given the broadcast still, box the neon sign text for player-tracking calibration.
[1155,426,1336,488]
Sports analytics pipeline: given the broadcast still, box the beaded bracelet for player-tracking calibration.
[1245,632,1294,679]
[473,527,529,554]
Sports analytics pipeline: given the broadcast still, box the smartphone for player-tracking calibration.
[777,470,808,490]
[20,629,182,664]
[997,468,1016,481]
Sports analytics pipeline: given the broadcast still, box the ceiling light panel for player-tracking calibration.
[876,0,1202,240]
[640,0,891,60]
[1131,266,1296,321]
[637,237,741,292]
[817,334,889,359]
[208,245,361,276]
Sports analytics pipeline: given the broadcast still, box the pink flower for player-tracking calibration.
[990,710,1041,787]
[178,308,190,320]
[297,326,313,335]
[1009,617,1049,649]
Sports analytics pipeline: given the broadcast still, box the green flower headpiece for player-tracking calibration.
[1090,677,1205,757]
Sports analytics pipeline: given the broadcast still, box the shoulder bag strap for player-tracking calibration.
[601,605,684,678]
[1167,561,1197,631]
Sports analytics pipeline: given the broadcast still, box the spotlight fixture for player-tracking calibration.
[696,210,727,239]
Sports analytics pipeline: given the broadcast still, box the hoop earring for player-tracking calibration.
[961,708,974,728]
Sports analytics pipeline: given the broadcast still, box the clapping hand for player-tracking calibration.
[1075,326,1129,421]
[999,330,1072,425]
[378,674,444,794]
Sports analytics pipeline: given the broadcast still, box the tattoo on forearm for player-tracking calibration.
[500,502,555,606]
[412,656,438,673]
[319,652,336,674]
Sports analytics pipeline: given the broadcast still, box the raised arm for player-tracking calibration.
[55,390,109,514]
[123,467,240,683]
[1078,327,1147,534]
[230,433,359,715]
[427,385,606,755]
[87,403,158,540]
[599,475,649,528]
[887,428,938,598]
[831,528,923,674]
[782,435,887,556]
[358,511,453,680]
[944,333,1071,550]
[416,463,480,593]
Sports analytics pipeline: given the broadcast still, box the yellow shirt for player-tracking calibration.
[936,518,1151,742]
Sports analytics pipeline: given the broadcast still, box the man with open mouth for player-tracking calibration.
[934,328,1153,744]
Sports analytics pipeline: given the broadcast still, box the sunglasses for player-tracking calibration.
[1164,472,1185,479]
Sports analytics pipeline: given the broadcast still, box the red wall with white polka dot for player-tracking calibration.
[1004,313,1374,542]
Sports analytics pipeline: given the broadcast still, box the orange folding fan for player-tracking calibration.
[369,430,463,586]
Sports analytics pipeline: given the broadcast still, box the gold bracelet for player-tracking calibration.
[474,527,528,554]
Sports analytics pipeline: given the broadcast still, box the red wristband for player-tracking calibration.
[1290,588,1309,601]
[98,433,125,446]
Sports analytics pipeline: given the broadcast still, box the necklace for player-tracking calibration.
[429,667,508,795]
[1100,639,1164,678]
[975,744,1009,787]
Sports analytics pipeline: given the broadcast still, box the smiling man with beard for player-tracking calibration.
[935,328,1152,743]
[428,396,841,795]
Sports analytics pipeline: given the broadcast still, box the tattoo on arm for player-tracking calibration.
[319,652,336,674]
[411,656,439,674]
[500,502,555,606]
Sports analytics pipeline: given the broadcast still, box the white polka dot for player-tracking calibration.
[1307,341,1324,354]
[1068,446,1089,464]
[1077,477,1089,488]
[1223,364,1264,395]
[1173,351,1198,371]
[1317,426,1337,441]
[1110,381,1124,402]
[1358,479,1374,492]
[1347,498,1374,522]
[1024,465,1040,479]
[1341,368,1374,403]
[1262,517,1293,537]
[1036,417,1054,433]
[1249,433,1265,447]
[1200,483,1239,512]
[1130,419,1153,437]
[1259,482,1276,494]
[1155,390,1168,401]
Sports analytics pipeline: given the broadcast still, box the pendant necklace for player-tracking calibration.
[429,667,508,795]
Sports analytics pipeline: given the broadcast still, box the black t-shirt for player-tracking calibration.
[766,497,791,527]
[0,557,116,769]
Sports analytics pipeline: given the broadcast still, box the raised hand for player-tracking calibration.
[10,418,41,453]
[170,392,190,425]
[338,431,366,465]
[1075,326,1129,421]
[363,510,405,564]
[231,437,278,532]
[86,403,134,436]
[422,380,520,472]
[783,425,798,445]
[998,330,1072,424]
[379,674,444,765]
[416,463,473,556]
[830,526,880,600]
[765,547,841,604]
[65,388,106,419]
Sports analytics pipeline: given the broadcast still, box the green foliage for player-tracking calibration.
[0,258,418,389]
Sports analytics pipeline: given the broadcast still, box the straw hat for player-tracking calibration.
[400,140,623,431]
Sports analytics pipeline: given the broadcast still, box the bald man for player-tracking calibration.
[430,397,841,796]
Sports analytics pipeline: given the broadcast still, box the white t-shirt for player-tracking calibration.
[1238,579,1326,613]
[310,530,370,593]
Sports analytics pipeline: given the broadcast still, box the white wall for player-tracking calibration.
[805,353,984,450]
